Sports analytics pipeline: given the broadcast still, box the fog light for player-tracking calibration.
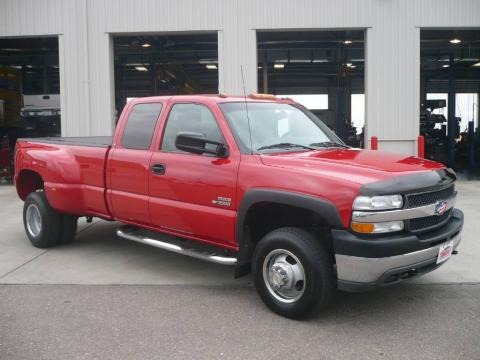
[351,220,404,234]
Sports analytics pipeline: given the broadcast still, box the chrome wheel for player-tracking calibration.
[263,249,306,303]
[26,204,42,237]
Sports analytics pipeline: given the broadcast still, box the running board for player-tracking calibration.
[116,227,237,266]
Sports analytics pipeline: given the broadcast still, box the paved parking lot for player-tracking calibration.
[1,182,479,359]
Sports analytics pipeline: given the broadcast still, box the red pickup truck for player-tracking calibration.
[14,94,463,318]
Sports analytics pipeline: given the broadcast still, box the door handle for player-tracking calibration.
[151,163,166,175]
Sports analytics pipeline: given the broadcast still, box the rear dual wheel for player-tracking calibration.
[253,227,334,319]
[23,192,78,248]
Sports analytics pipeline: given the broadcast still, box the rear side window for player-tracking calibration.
[122,103,162,150]
[161,103,224,152]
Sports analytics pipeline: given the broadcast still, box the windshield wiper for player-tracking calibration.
[257,143,316,151]
[309,141,349,148]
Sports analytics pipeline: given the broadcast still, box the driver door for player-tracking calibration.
[148,102,239,248]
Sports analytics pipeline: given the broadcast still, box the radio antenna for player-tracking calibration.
[240,66,254,155]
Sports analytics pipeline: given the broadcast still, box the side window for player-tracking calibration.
[122,103,162,150]
[161,103,224,152]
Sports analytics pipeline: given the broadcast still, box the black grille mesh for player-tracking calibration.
[409,209,452,232]
[405,185,455,233]
[407,185,454,208]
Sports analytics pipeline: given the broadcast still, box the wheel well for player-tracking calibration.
[16,170,44,200]
[243,202,334,254]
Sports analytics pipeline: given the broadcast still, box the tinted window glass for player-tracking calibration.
[161,103,224,152]
[122,103,162,150]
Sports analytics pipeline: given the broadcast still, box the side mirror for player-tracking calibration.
[175,132,228,157]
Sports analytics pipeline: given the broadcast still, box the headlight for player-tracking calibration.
[353,195,403,210]
[351,220,404,234]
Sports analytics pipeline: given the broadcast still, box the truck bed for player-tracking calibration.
[15,136,113,218]
[19,136,112,148]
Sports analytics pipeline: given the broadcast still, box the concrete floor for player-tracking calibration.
[1,182,479,359]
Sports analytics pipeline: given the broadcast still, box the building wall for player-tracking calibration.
[1,0,479,154]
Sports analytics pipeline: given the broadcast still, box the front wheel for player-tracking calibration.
[252,227,334,319]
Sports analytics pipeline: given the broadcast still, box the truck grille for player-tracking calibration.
[409,209,452,232]
[406,185,455,208]
[405,184,455,233]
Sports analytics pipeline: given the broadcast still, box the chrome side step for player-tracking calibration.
[116,227,237,266]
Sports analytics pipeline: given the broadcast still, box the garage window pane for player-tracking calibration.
[279,94,328,110]
[122,103,162,150]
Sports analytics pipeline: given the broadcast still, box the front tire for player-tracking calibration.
[23,192,62,248]
[252,227,334,319]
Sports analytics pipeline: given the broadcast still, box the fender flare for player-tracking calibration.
[234,188,343,277]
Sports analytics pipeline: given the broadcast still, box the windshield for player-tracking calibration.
[219,102,345,153]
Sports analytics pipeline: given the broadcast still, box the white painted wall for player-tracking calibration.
[0,0,479,155]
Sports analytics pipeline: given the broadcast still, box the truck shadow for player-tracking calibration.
[63,219,248,286]
[67,219,463,324]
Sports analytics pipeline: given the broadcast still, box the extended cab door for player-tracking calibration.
[148,101,240,248]
[106,101,163,225]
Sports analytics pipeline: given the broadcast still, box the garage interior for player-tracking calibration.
[421,30,480,176]
[113,33,219,119]
[0,37,60,139]
[257,30,365,147]
[0,37,60,180]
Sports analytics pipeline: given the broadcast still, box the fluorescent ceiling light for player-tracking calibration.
[312,59,328,63]
[274,63,285,69]
[442,64,450,68]
[206,64,217,70]
[450,38,461,44]
[135,66,149,72]
[199,59,218,64]
[344,40,352,45]
[258,66,263,69]
[141,42,151,48]
[290,59,312,63]
[472,62,480,67]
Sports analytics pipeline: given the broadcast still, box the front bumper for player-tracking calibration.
[333,208,463,292]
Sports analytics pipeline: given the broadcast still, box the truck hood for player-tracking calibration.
[260,148,445,185]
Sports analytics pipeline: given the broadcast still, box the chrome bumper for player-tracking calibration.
[336,231,461,289]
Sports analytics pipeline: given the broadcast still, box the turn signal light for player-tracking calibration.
[351,220,404,234]
[351,222,375,233]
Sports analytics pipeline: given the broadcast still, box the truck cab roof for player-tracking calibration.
[127,93,297,105]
